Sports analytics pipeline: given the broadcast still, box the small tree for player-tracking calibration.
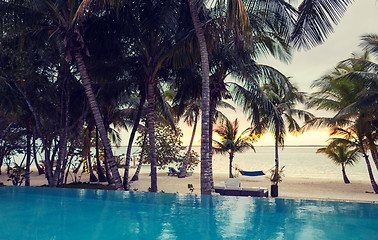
[213,118,255,178]
[317,139,360,184]
[136,122,199,170]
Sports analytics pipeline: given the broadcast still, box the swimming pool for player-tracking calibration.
[0,186,377,239]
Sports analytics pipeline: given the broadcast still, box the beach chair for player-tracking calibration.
[214,178,268,198]
[178,167,193,177]
[167,167,179,176]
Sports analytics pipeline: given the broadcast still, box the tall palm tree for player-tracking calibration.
[317,139,360,184]
[122,0,192,192]
[191,0,353,194]
[187,0,212,194]
[262,79,314,185]
[213,118,255,178]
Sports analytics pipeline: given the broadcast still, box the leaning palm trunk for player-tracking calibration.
[147,82,158,192]
[368,142,378,171]
[361,144,378,194]
[188,0,212,195]
[131,134,147,182]
[87,129,98,182]
[123,95,145,190]
[341,163,350,184]
[73,51,123,190]
[95,129,107,182]
[179,115,198,178]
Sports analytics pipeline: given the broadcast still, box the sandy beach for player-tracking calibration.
[1,167,377,203]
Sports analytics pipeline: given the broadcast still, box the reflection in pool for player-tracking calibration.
[0,186,377,239]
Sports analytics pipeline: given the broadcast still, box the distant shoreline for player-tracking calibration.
[114,145,326,148]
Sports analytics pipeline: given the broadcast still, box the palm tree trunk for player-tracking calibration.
[103,148,113,184]
[368,143,378,171]
[13,83,53,185]
[131,133,147,182]
[87,130,98,182]
[341,163,350,184]
[188,0,211,195]
[179,114,198,178]
[274,133,279,185]
[208,97,216,188]
[95,128,107,182]
[42,141,54,187]
[64,154,74,186]
[25,128,31,186]
[32,129,44,175]
[123,94,145,190]
[0,122,13,175]
[361,145,378,194]
[52,114,69,187]
[229,152,234,178]
[73,50,123,190]
[147,81,157,192]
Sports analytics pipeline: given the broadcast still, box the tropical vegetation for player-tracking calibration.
[308,39,378,193]
[0,0,367,195]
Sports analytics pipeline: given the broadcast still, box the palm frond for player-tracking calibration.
[291,0,353,49]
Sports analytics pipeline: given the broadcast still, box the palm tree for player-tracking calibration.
[330,120,378,194]
[187,0,212,194]
[177,99,201,178]
[2,0,124,189]
[308,50,378,193]
[308,51,378,171]
[317,139,360,184]
[360,34,378,61]
[213,118,255,178]
[191,0,353,194]
[263,79,314,185]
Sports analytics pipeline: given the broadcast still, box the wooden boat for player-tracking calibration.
[239,170,265,176]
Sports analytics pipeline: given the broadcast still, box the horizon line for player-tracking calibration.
[114,144,326,148]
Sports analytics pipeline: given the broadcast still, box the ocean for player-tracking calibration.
[5,146,375,182]
[112,146,375,182]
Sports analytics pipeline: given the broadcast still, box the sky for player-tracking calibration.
[120,1,378,147]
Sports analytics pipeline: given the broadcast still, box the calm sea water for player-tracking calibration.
[0,186,377,240]
[113,146,373,182]
[6,146,374,182]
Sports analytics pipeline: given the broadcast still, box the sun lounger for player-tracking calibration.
[168,167,179,176]
[178,167,193,176]
[214,178,268,197]
[225,178,241,188]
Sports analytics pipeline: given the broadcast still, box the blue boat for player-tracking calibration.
[239,170,265,176]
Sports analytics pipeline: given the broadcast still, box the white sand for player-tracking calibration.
[1,167,377,203]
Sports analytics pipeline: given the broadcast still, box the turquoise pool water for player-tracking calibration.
[0,186,377,240]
